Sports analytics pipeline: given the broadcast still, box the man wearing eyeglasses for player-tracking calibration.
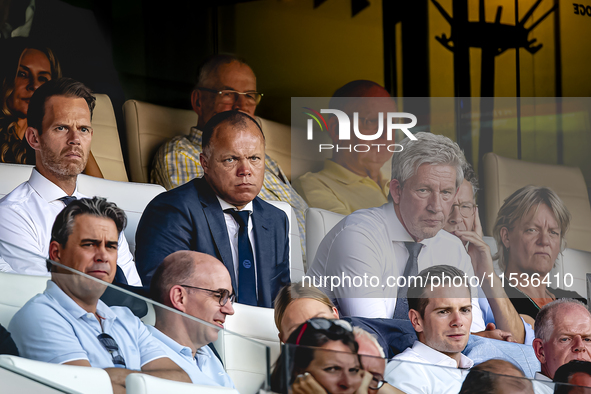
[147,250,235,388]
[443,162,479,242]
[9,197,191,393]
[150,54,308,259]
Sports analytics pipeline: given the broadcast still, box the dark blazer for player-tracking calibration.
[135,177,291,307]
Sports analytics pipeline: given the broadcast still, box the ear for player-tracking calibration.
[278,332,284,344]
[500,227,510,249]
[191,89,202,118]
[326,115,339,144]
[25,127,41,150]
[331,306,340,319]
[532,338,546,363]
[48,241,61,262]
[390,179,402,205]
[409,309,424,333]
[200,152,209,174]
[169,285,187,313]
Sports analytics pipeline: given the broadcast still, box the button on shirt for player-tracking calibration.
[0,169,141,286]
[306,202,485,332]
[217,196,257,295]
[147,326,234,388]
[385,341,473,394]
[9,281,165,368]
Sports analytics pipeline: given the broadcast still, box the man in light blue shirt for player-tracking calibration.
[9,197,190,392]
[148,250,235,388]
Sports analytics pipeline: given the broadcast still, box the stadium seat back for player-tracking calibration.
[0,272,49,326]
[126,373,240,394]
[92,94,128,182]
[305,208,345,264]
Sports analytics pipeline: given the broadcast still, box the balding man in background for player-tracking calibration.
[148,251,235,388]
[533,299,591,382]
[294,80,396,215]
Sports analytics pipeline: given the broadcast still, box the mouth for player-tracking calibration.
[213,319,225,328]
[447,334,466,340]
[86,270,109,279]
[423,219,442,226]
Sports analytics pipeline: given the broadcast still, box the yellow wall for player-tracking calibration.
[221,0,384,124]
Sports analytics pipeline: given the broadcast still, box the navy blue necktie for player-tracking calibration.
[225,209,257,306]
[59,195,77,206]
[393,242,423,320]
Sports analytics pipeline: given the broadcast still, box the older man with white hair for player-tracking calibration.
[306,132,527,342]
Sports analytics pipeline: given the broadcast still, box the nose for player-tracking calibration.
[236,159,252,177]
[94,245,109,263]
[232,93,249,111]
[450,311,464,327]
[426,191,443,214]
[337,370,353,389]
[27,76,43,91]
[222,300,235,316]
[537,231,551,246]
[67,129,81,145]
[448,204,462,224]
[572,336,587,352]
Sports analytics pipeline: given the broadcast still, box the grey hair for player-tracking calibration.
[48,197,126,271]
[391,132,466,189]
[463,161,479,199]
[493,186,571,271]
[195,54,250,90]
[534,299,589,343]
[353,327,385,358]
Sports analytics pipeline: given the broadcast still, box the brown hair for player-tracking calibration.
[0,40,61,164]
[493,186,571,271]
[274,282,335,332]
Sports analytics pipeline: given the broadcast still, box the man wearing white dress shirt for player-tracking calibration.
[148,250,235,388]
[385,265,474,394]
[0,78,141,285]
[306,131,486,332]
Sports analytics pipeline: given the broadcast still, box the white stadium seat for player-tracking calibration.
[0,355,113,394]
[213,302,280,394]
[126,373,240,394]
[305,208,345,264]
[0,271,48,327]
[266,200,305,281]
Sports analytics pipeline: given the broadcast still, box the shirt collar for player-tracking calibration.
[382,202,439,247]
[217,195,253,213]
[29,168,80,203]
[411,340,474,369]
[44,280,115,321]
[189,127,203,147]
[535,372,552,382]
[148,326,194,359]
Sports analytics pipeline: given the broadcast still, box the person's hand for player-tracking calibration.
[474,323,516,342]
[456,208,495,279]
[292,372,327,394]
[354,370,374,394]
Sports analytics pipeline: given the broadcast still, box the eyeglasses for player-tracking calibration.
[450,202,477,218]
[295,318,353,345]
[197,87,263,105]
[369,374,386,390]
[97,333,126,368]
[180,285,235,307]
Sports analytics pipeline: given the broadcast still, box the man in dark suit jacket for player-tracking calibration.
[136,110,290,308]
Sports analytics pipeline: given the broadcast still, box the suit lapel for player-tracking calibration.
[252,198,271,306]
[195,178,237,290]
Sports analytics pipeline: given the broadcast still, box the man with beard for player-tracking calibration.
[0,78,140,285]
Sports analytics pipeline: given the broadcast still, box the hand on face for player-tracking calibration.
[444,179,477,239]
[456,208,495,278]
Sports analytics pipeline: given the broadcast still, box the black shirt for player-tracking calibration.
[505,285,586,320]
